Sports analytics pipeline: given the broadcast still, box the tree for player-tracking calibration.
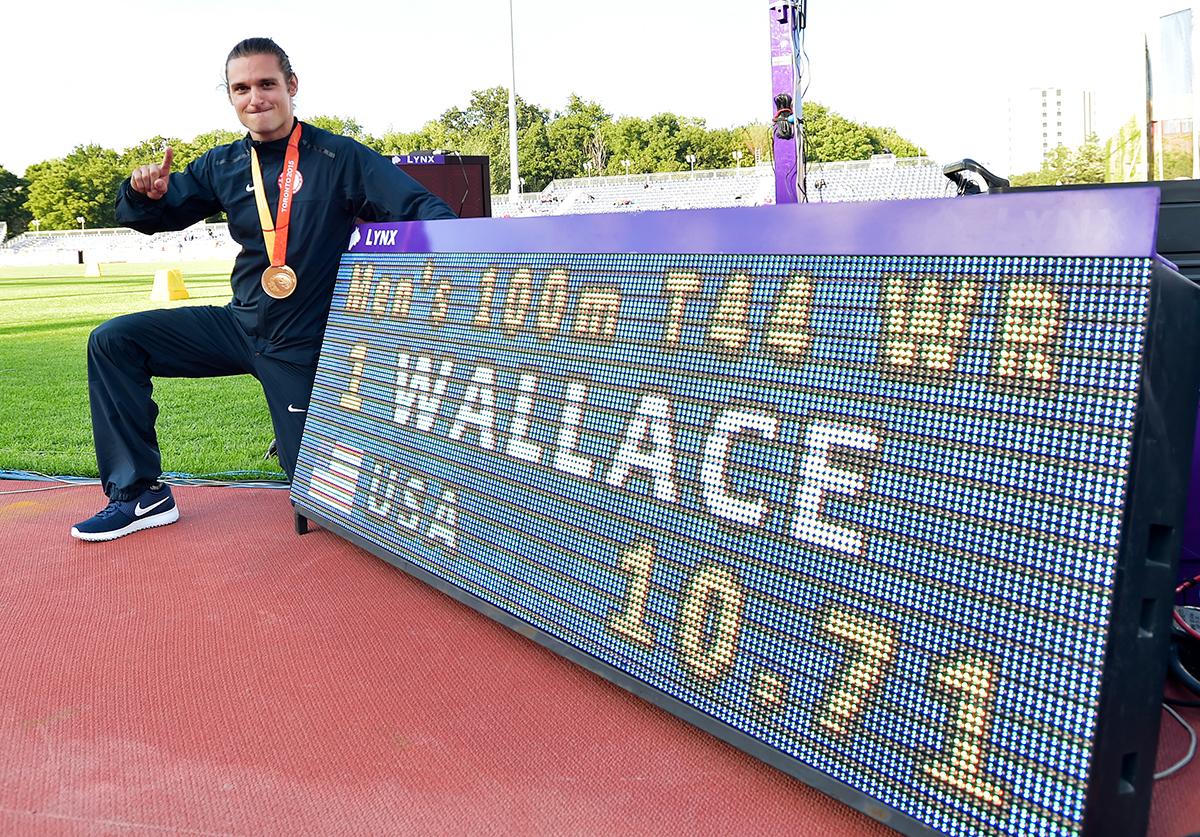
[1010,145,1072,187]
[584,126,608,176]
[692,126,739,170]
[376,120,458,156]
[428,87,551,193]
[0,165,32,237]
[863,124,925,158]
[802,102,873,162]
[798,102,926,163]
[24,145,126,229]
[736,123,774,166]
[1010,136,1105,187]
[1067,134,1105,184]
[6,91,935,214]
[545,95,611,179]
[175,129,243,168]
[607,112,723,173]
[597,113,761,177]
[644,113,691,171]
[120,136,181,171]
[446,87,549,136]
[517,120,556,191]
[605,116,653,174]
[1161,123,1194,180]
[1104,118,1145,183]
[307,115,370,143]
[376,129,430,156]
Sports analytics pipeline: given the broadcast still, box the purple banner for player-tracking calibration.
[391,153,446,165]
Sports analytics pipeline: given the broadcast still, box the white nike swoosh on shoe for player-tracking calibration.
[287,404,306,413]
[135,496,170,517]
[246,183,255,192]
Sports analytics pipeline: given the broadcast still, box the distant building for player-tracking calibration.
[1004,6,1200,184]
[1007,87,1096,175]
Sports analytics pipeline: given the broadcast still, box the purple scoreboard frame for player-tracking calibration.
[294,189,1200,837]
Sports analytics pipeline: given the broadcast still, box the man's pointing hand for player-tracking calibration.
[130,147,173,200]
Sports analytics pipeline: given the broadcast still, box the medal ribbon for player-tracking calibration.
[250,121,302,268]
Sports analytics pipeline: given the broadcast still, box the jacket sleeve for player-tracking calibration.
[350,147,458,223]
[115,153,225,235]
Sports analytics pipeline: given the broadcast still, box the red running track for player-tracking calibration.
[0,480,1196,836]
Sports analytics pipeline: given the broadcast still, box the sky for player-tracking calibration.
[0,0,1161,178]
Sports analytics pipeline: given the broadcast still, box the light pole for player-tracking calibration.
[583,160,593,177]
[685,153,696,174]
[519,176,526,193]
[507,0,520,201]
[77,216,85,230]
[31,219,40,232]
[732,149,744,169]
[622,158,631,177]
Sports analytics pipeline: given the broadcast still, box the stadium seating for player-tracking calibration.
[805,155,956,203]
[493,167,773,218]
[0,223,238,266]
[493,155,953,217]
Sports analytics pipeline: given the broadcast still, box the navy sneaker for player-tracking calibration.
[70,483,179,542]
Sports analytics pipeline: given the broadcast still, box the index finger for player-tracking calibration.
[161,146,174,174]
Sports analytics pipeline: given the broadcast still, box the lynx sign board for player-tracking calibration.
[292,189,1200,837]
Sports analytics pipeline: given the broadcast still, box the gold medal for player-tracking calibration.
[262,264,297,299]
[251,122,303,302]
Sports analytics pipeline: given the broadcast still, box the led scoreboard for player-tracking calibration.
[292,189,1200,837]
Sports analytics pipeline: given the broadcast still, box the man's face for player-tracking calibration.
[227,53,298,142]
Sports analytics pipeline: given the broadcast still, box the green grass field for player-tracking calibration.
[0,260,286,481]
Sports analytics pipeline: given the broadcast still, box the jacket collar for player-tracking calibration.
[246,119,301,153]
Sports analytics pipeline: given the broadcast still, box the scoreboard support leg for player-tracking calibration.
[294,509,309,535]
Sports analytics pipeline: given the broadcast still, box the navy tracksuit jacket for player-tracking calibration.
[91,121,455,499]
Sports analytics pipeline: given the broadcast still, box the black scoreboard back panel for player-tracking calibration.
[292,189,1200,837]
[392,153,491,218]
[999,178,1200,283]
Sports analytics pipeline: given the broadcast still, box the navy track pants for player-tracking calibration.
[87,306,316,500]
